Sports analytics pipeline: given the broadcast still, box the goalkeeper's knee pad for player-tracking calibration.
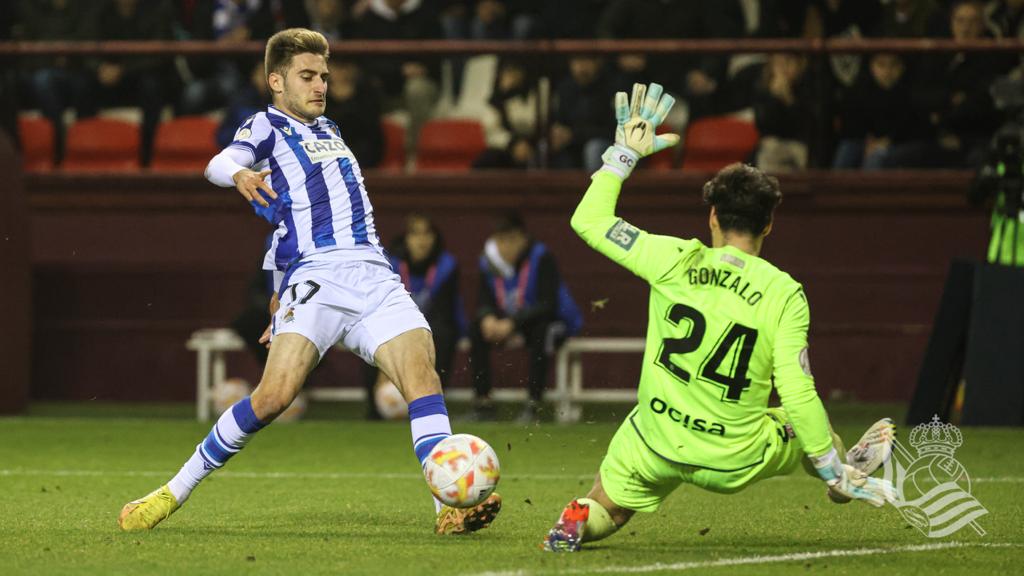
[576,498,618,543]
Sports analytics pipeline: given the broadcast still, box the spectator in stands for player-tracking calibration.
[324,60,385,168]
[306,0,351,40]
[833,53,931,169]
[473,59,539,169]
[536,0,608,39]
[596,0,718,93]
[985,0,1024,74]
[987,0,1024,37]
[467,212,580,423]
[549,56,615,170]
[754,0,815,37]
[680,2,747,120]
[176,0,277,114]
[215,60,269,149]
[353,0,442,159]
[875,0,941,36]
[752,53,813,171]
[364,213,466,419]
[18,0,97,165]
[79,0,174,166]
[440,1,539,40]
[804,1,884,87]
[439,1,539,102]
[917,0,1004,167]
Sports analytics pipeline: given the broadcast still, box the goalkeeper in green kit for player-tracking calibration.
[542,83,897,552]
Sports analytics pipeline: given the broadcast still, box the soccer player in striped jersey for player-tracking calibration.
[117,28,500,535]
[542,83,896,552]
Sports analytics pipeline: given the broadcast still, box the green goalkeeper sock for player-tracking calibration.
[577,498,618,543]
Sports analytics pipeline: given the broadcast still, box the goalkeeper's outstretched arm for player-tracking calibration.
[570,83,688,285]
[773,291,895,507]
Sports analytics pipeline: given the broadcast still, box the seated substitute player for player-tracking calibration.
[117,28,500,536]
[542,83,896,552]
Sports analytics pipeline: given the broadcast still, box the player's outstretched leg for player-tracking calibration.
[543,498,621,552]
[374,328,503,534]
[543,474,631,552]
[118,333,317,531]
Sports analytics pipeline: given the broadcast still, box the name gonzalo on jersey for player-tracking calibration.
[686,266,763,305]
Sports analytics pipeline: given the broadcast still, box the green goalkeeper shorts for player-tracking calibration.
[599,407,805,513]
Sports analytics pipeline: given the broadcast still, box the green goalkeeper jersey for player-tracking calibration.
[572,171,834,471]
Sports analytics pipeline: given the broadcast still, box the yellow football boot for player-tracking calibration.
[435,493,502,535]
[118,485,180,531]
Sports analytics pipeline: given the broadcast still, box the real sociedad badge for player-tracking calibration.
[883,416,988,538]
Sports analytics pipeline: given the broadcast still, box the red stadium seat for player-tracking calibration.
[151,116,219,171]
[415,119,485,171]
[379,118,406,171]
[63,118,140,172]
[17,116,55,171]
[681,116,759,172]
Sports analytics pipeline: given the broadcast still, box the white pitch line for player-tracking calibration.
[2,469,1024,481]
[467,542,1021,576]
[0,468,1021,483]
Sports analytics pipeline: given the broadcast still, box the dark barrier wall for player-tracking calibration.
[26,171,986,403]
[0,133,30,413]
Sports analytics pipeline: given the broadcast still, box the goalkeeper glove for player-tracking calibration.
[599,82,680,179]
[811,448,896,508]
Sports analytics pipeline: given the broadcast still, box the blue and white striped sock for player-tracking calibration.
[167,397,266,503]
[409,394,452,512]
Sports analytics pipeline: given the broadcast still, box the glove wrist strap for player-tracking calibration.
[598,145,640,179]
[811,448,844,486]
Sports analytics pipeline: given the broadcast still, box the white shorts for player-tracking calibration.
[271,258,430,364]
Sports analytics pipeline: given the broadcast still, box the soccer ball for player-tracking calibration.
[374,377,408,420]
[423,434,500,508]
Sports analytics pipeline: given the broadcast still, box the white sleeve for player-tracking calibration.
[204,147,253,187]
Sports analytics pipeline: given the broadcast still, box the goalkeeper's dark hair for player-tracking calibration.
[701,163,782,236]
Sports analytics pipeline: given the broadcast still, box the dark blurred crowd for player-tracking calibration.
[3,0,1023,170]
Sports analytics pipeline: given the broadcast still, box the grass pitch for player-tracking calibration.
[1,402,1021,575]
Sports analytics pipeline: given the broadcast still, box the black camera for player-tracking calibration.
[969,77,1024,265]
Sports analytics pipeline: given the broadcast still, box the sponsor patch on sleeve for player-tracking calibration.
[798,347,813,377]
[234,127,252,141]
[605,219,640,251]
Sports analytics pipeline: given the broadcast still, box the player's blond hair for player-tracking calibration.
[264,28,330,78]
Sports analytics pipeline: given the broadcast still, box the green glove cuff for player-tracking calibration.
[598,145,640,180]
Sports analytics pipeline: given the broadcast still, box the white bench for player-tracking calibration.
[186,329,645,423]
[553,337,645,422]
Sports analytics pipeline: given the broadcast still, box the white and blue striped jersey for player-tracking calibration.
[227,105,383,275]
